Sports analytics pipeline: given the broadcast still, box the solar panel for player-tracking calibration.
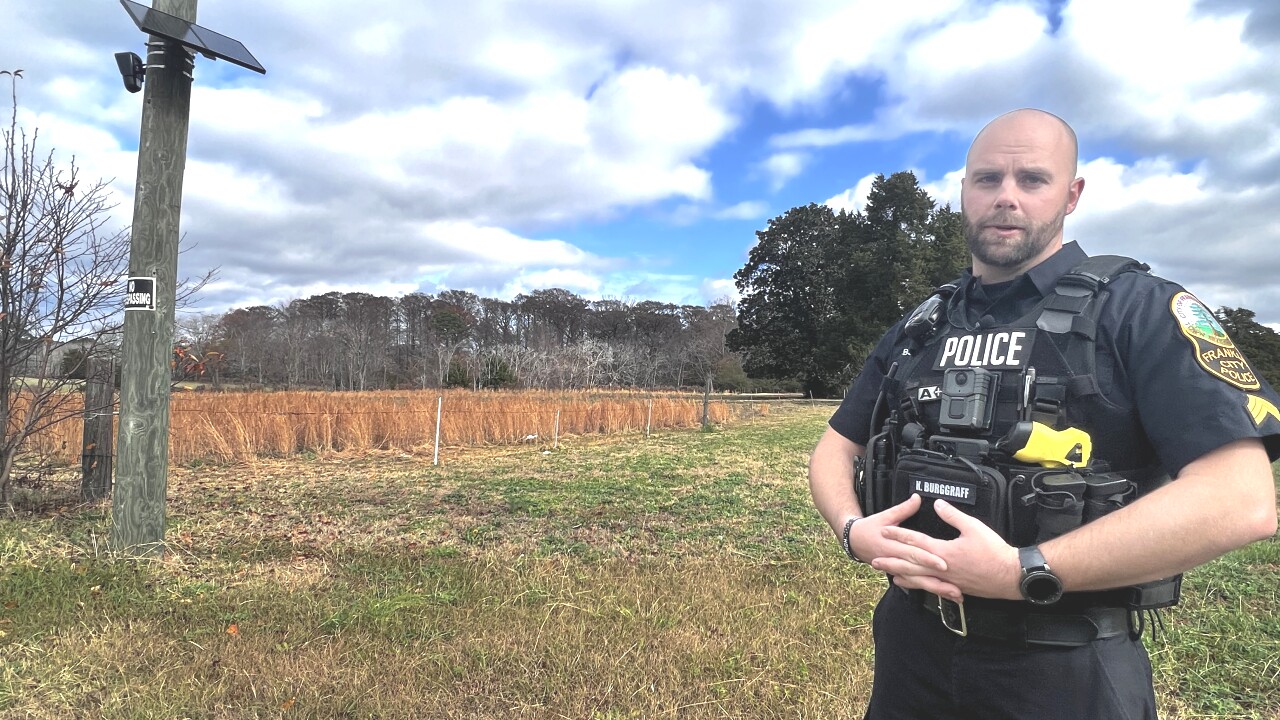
[119,0,265,75]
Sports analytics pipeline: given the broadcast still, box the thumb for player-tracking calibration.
[934,499,981,532]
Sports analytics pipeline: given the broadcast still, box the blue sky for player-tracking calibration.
[7,0,1280,325]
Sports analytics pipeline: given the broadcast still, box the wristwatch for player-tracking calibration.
[1018,545,1064,605]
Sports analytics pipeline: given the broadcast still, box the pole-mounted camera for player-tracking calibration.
[113,51,145,93]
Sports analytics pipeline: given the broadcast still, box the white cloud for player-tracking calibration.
[200,278,422,314]
[415,222,602,269]
[781,0,965,106]
[700,278,739,304]
[921,167,964,210]
[1071,157,1206,217]
[713,201,769,221]
[498,269,604,298]
[898,3,1050,87]
[761,152,808,191]
[824,174,878,214]
[1064,0,1256,129]
[770,123,888,150]
[191,67,731,227]
[183,161,312,221]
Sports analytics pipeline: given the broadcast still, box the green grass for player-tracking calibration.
[0,406,1276,718]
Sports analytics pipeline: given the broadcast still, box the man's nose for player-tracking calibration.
[993,178,1020,210]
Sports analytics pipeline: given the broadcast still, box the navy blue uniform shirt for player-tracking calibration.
[829,241,1280,477]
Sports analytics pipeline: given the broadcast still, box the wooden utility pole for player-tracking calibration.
[81,355,116,501]
[112,0,197,556]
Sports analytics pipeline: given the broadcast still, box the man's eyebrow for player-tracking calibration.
[967,166,1056,178]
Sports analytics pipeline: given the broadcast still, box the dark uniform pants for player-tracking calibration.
[865,587,1158,720]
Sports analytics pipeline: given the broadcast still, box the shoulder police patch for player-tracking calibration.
[1171,291,1260,391]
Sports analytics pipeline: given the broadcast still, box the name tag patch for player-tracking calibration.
[934,330,1033,370]
[909,473,977,505]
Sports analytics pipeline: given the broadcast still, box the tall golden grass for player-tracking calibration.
[21,389,756,466]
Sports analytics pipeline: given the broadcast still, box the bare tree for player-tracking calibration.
[212,305,278,386]
[682,299,738,427]
[174,313,216,388]
[431,302,473,387]
[0,71,129,506]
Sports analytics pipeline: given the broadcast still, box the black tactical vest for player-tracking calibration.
[858,255,1182,610]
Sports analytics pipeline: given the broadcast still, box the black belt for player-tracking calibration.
[911,590,1130,647]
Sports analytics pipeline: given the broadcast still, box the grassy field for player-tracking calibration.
[1,406,1277,718]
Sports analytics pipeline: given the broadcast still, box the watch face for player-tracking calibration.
[1022,571,1063,604]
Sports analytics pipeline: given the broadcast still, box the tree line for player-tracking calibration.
[171,289,742,393]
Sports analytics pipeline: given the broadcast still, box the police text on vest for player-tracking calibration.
[934,331,1029,369]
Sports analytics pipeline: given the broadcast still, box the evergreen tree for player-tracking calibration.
[729,203,849,396]
[729,173,967,396]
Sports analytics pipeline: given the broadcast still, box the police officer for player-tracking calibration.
[809,108,1280,719]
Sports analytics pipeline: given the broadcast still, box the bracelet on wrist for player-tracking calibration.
[841,516,865,563]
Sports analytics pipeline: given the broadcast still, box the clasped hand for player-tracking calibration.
[848,493,1020,602]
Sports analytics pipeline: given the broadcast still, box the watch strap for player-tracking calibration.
[1019,545,1049,571]
[1018,544,1063,604]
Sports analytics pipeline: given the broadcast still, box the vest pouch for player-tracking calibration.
[1082,472,1136,523]
[1031,470,1086,543]
[891,451,1008,540]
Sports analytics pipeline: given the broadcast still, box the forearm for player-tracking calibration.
[1044,439,1278,592]
[808,427,866,535]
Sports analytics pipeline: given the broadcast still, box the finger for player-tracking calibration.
[891,574,963,603]
[871,546,948,574]
[880,526,947,561]
[877,493,922,524]
[933,499,986,534]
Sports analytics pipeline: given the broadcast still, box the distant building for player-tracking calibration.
[17,335,121,379]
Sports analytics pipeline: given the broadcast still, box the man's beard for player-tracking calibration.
[962,209,1065,270]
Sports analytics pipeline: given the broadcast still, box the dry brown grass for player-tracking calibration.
[20,389,759,467]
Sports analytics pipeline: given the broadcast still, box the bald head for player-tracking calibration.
[967,108,1078,177]
[960,108,1086,282]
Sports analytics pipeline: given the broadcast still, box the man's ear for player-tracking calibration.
[1065,176,1085,215]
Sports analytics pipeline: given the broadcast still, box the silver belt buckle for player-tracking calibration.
[937,594,968,637]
